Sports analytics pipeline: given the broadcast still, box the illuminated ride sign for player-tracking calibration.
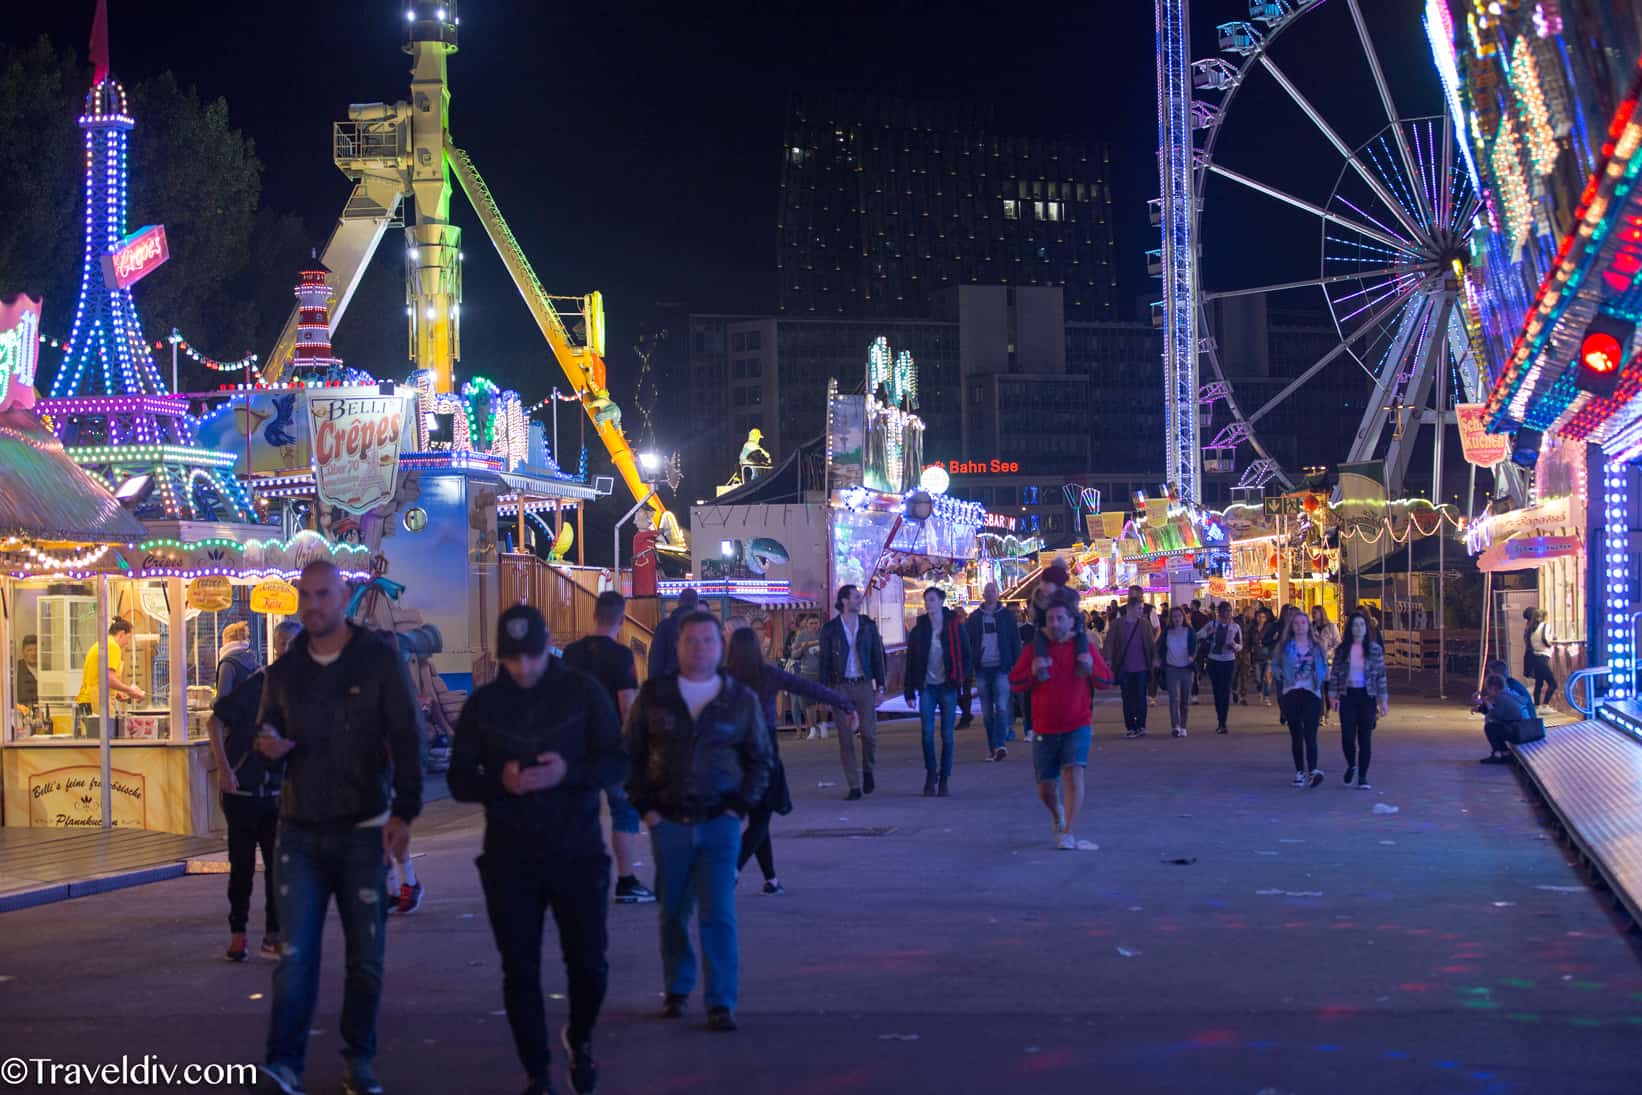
[932,458,1021,475]
[100,225,169,290]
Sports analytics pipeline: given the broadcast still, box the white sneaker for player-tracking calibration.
[1171,727,1184,738]
[1292,771,1307,787]
[1357,781,1372,790]
[1057,833,1078,851]
[805,728,819,741]
[1308,769,1325,788]
[1179,727,1188,738]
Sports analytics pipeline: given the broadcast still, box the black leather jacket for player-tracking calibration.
[625,672,773,824]
[817,614,886,688]
[448,658,625,859]
[256,625,424,827]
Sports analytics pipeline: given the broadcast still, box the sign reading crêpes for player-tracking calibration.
[101,225,169,290]
[249,578,299,615]
[307,390,413,515]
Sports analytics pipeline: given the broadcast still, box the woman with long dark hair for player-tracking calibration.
[1328,612,1389,789]
[724,627,857,895]
[1271,609,1330,788]
[1249,607,1275,707]
[1523,608,1558,707]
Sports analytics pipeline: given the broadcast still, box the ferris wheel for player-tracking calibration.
[1167,0,1482,500]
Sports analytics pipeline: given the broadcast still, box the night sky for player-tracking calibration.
[5,0,1443,491]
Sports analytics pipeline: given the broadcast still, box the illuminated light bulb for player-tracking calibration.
[406,8,415,18]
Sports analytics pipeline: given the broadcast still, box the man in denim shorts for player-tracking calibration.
[1010,601,1111,850]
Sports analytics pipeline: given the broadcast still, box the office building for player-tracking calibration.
[778,93,1119,323]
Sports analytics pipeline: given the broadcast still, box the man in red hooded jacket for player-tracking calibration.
[1011,600,1112,851]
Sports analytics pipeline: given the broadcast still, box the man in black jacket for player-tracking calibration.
[816,584,886,797]
[450,605,624,1095]
[626,611,772,1033]
[253,562,424,1095]
[208,619,301,964]
[905,587,973,797]
[645,586,699,681]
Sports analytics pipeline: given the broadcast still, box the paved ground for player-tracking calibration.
[3,688,1641,1095]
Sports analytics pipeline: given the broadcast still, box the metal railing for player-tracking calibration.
[1564,666,1610,718]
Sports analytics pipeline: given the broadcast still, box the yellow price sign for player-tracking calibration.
[186,576,233,612]
[249,578,298,616]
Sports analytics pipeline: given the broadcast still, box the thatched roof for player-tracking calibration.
[0,408,148,543]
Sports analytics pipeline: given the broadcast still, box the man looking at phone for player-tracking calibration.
[449,604,625,1095]
[252,561,424,1095]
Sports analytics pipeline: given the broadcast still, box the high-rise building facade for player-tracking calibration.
[778,93,1119,323]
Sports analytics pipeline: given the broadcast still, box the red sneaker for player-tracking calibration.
[224,933,248,963]
[397,881,423,915]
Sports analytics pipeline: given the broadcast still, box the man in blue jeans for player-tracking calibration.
[905,587,974,797]
[253,562,424,1095]
[963,582,1021,763]
[626,612,773,1032]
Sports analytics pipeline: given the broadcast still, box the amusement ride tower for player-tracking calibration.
[40,22,252,523]
[261,1,679,544]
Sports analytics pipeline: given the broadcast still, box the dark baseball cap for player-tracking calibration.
[497,605,548,658]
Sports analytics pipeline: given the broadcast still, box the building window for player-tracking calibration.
[747,330,762,350]
[1003,200,1019,220]
[733,360,747,379]
[732,333,746,352]
[1023,485,1040,505]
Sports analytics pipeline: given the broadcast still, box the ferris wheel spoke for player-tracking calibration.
[1208,162,1416,254]
[1345,0,1431,227]
[1257,54,1431,246]
[1247,278,1421,426]
[1203,266,1414,303]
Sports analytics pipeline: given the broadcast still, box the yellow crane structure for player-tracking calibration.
[261,1,681,548]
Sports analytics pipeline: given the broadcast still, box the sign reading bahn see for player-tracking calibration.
[307,390,412,515]
[100,225,169,290]
[933,459,1021,475]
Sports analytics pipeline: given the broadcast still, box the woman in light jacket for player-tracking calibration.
[1328,612,1388,789]
[1271,610,1330,788]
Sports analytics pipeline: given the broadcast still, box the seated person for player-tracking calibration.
[1477,665,1536,764]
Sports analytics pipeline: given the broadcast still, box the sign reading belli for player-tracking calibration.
[101,225,169,290]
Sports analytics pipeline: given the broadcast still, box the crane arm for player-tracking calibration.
[264,174,405,383]
[446,143,681,548]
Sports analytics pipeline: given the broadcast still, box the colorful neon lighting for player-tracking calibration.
[1604,461,1633,700]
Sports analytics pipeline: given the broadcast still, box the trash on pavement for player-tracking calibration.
[1372,803,1400,815]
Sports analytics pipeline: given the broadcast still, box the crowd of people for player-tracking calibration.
[207,558,1561,1095]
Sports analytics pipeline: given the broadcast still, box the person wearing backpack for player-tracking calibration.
[207,620,301,964]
